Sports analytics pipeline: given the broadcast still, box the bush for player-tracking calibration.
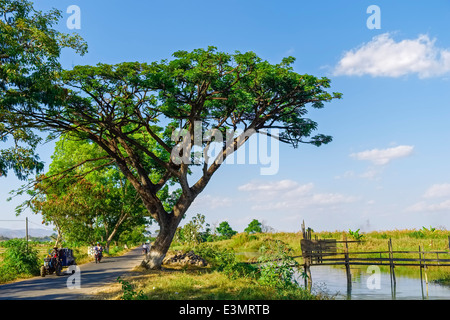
[257,239,300,290]
[408,230,426,239]
[193,243,259,279]
[0,239,40,282]
[117,277,147,300]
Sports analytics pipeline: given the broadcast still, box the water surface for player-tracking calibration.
[302,265,450,300]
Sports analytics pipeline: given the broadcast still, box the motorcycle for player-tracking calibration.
[95,251,102,263]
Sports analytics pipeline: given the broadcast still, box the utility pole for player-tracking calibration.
[26,217,29,253]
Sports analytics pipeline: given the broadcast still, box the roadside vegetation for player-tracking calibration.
[0,239,137,284]
[85,217,450,300]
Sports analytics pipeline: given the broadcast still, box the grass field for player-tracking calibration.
[171,228,450,282]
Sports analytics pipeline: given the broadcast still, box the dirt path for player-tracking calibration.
[0,247,144,300]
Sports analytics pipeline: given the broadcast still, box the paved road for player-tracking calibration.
[0,247,144,300]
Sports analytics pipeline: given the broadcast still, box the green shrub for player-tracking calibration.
[408,230,426,239]
[117,277,147,300]
[0,239,40,282]
[193,243,259,279]
[348,229,364,241]
[257,239,299,290]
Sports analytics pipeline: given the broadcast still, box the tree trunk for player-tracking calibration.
[105,213,128,253]
[141,215,182,270]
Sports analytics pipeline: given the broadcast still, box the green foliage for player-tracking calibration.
[216,221,237,240]
[193,243,259,279]
[19,134,151,246]
[118,225,147,246]
[0,0,86,180]
[117,277,147,300]
[380,233,389,239]
[257,239,299,290]
[244,219,262,234]
[231,233,258,247]
[348,229,364,241]
[0,239,40,281]
[422,226,436,233]
[408,230,426,239]
[174,214,207,246]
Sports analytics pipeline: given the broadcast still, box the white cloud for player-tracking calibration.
[406,200,450,212]
[405,183,450,212]
[334,33,450,78]
[350,145,414,166]
[423,183,450,198]
[238,180,358,211]
[191,194,232,210]
[238,179,301,192]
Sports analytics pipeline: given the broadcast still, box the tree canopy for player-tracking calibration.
[0,0,86,179]
[245,219,262,234]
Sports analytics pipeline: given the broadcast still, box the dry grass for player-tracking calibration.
[85,264,323,300]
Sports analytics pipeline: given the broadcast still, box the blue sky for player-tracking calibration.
[1,1,450,233]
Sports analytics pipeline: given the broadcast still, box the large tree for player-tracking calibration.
[12,49,341,269]
[3,2,342,270]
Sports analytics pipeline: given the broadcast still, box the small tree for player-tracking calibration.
[174,213,207,246]
[244,219,262,234]
[216,221,237,239]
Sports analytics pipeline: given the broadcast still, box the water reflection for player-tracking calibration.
[298,266,450,300]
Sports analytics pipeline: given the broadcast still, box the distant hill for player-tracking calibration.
[0,227,54,239]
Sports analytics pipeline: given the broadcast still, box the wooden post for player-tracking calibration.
[419,245,424,299]
[388,238,396,298]
[301,220,306,239]
[389,239,396,284]
[304,259,312,291]
[343,234,351,291]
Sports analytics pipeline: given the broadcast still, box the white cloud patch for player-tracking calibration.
[350,145,414,166]
[423,183,450,198]
[191,194,232,210]
[334,33,450,78]
[406,200,450,212]
[406,183,450,212]
[238,180,358,211]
